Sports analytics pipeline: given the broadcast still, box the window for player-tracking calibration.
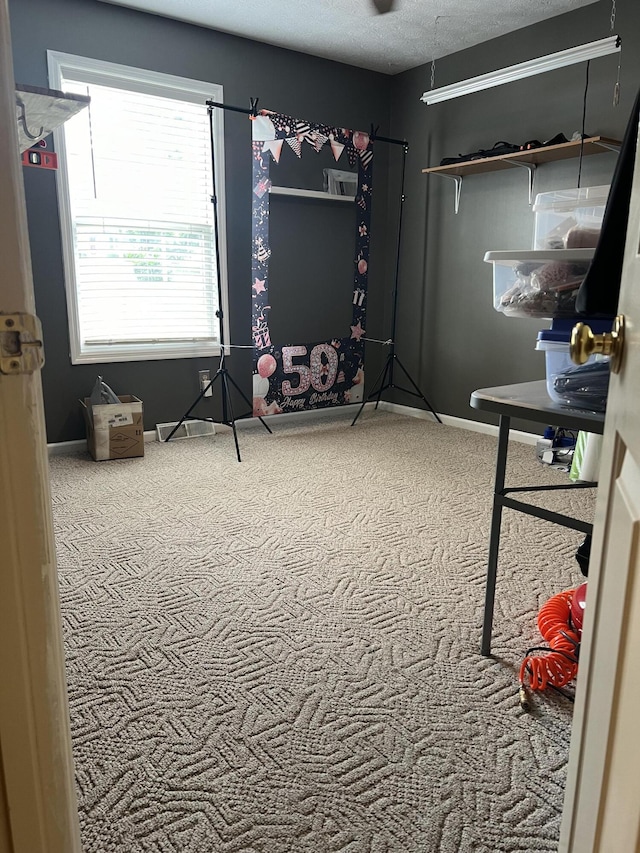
[47,52,228,363]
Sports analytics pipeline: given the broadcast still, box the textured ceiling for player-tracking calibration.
[97,0,600,75]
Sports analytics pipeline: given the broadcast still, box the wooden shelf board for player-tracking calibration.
[422,136,620,177]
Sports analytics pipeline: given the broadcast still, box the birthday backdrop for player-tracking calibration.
[251,111,374,416]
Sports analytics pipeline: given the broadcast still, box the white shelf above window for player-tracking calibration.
[269,186,355,202]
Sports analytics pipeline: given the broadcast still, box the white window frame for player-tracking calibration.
[47,51,229,364]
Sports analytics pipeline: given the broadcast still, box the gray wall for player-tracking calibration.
[11,0,640,441]
[9,0,393,442]
[390,0,639,429]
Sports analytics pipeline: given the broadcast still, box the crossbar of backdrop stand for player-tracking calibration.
[205,99,407,146]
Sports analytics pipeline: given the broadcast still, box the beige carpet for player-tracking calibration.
[50,411,593,853]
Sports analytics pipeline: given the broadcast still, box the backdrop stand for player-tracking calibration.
[352,340,441,424]
[165,338,272,463]
[351,142,441,426]
[165,101,272,462]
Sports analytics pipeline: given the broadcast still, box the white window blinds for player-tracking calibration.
[48,54,226,363]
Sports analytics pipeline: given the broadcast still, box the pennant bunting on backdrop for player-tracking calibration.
[310,131,329,152]
[250,109,375,416]
[262,139,284,162]
[295,119,312,141]
[285,136,302,157]
[359,148,374,170]
[330,140,345,161]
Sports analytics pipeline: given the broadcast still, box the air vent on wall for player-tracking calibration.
[156,420,216,441]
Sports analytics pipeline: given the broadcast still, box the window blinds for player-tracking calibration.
[60,80,218,351]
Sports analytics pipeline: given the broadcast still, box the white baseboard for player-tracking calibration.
[47,402,539,455]
[163,403,539,445]
[377,401,539,446]
[46,408,371,454]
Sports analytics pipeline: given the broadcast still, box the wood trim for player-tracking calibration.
[0,739,14,853]
[0,2,81,851]
[422,136,620,177]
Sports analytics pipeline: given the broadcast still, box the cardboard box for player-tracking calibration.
[80,395,144,461]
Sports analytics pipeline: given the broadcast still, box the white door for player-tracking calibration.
[1,0,640,847]
[0,1,81,850]
[560,119,640,850]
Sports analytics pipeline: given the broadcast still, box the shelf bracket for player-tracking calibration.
[506,160,537,205]
[15,95,44,141]
[436,173,463,214]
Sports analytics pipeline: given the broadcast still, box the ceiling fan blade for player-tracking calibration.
[371,0,395,13]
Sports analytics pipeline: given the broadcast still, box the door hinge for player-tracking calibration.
[0,313,45,374]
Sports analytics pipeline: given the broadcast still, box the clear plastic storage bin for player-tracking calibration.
[536,328,609,411]
[484,249,595,319]
[533,185,609,250]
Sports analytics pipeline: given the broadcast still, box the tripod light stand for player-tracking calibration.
[165,104,272,462]
[351,143,441,427]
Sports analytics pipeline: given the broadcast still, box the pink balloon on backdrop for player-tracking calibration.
[257,354,277,378]
[353,131,370,151]
[358,259,368,275]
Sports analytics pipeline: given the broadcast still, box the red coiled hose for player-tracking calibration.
[519,589,580,692]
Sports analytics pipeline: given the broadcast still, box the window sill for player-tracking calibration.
[71,342,222,365]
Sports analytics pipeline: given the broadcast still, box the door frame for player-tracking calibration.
[1,0,637,848]
[0,1,81,850]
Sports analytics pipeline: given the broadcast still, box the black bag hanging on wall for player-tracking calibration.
[576,87,640,317]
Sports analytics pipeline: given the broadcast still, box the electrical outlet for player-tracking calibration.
[199,370,212,397]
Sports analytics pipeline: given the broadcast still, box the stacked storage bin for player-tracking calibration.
[484,186,611,411]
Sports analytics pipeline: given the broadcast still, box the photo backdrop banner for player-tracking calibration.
[251,111,374,416]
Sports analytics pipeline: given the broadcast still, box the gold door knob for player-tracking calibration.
[570,314,625,374]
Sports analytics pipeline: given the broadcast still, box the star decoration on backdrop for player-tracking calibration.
[253,278,266,295]
[350,321,365,341]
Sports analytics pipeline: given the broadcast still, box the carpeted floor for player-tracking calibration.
[50,411,593,853]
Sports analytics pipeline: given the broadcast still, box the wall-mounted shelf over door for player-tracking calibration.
[422,136,620,213]
[15,84,90,153]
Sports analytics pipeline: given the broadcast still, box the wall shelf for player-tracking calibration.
[15,84,90,153]
[422,136,620,213]
[269,185,355,202]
